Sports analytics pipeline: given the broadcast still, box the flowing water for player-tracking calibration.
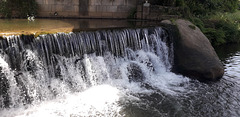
[0,27,239,117]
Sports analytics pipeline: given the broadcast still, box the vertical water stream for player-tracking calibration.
[0,27,190,117]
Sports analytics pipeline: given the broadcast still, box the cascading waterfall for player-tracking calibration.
[0,27,189,117]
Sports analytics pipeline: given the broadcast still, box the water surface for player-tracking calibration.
[0,19,156,36]
[0,21,239,117]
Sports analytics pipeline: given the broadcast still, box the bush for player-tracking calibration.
[203,28,226,46]
[0,0,38,18]
[180,0,240,46]
[190,17,205,30]
[215,20,240,43]
[182,0,239,17]
[201,20,240,46]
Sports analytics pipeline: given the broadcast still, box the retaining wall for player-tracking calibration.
[136,5,180,20]
[36,0,139,18]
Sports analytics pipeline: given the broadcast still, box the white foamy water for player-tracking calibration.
[0,27,190,117]
[0,50,189,117]
[1,85,121,117]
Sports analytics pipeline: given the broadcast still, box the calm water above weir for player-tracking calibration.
[0,19,239,117]
[0,19,155,36]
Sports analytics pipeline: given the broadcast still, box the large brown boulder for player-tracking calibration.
[171,19,224,81]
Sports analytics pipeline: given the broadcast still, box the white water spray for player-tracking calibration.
[0,27,189,116]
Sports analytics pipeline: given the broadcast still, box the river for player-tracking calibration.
[0,19,239,117]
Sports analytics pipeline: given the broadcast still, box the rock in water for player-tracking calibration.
[173,19,224,81]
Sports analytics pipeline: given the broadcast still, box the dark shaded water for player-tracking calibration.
[0,24,239,117]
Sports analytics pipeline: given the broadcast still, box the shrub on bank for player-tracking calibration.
[189,16,240,46]
[179,0,240,46]
[215,20,240,44]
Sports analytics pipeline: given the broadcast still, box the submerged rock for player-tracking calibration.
[165,19,224,81]
[127,63,145,82]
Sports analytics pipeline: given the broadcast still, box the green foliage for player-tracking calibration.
[203,28,226,46]
[178,0,240,46]
[215,20,240,43]
[189,17,204,30]
[201,19,240,46]
[188,25,196,30]
[210,11,240,28]
[0,0,38,18]
[183,0,239,17]
[149,0,239,45]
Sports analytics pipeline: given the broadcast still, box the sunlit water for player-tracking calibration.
[225,52,240,78]
[1,85,121,117]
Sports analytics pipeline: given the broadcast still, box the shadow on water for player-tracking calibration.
[214,44,240,61]
[62,19,162,31]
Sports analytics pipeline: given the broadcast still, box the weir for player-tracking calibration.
[0,27,188,116]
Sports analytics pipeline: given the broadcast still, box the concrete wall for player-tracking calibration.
[36,0,139,18]
[137,5,180,20]
[36,0,80,17]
